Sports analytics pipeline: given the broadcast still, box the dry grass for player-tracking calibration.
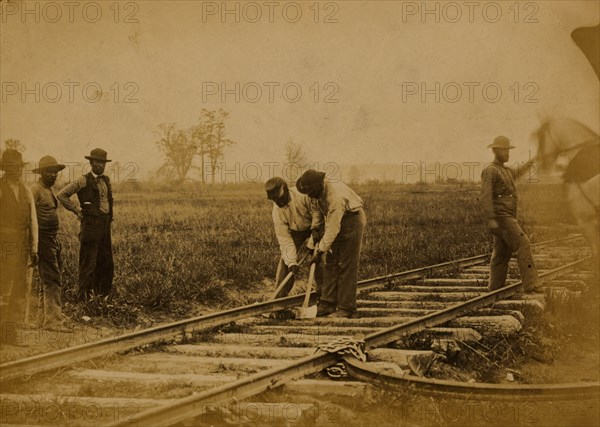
[52,182,577,326]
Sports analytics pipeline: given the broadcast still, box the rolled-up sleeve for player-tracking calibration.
[57,176,85,215]
[479,167,496,220]
[272,207,299,267]
[309,199,324,231]
[317,199,345,253]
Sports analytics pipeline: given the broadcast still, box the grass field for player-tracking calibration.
[53,181,579,325]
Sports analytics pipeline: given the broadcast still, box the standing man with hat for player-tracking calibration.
[31,155,70,331]
[265,177,324,299]
[296,170,366,318]
[0,149,38,346]
[57,149,114,301]
[480,136,538,292]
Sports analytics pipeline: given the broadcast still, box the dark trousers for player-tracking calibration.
[321,208,366,314]
[489,217,539,291]
[37,231,63,326]
[274,229,323,298]
[1,231,28,343]
[79,215,114,301]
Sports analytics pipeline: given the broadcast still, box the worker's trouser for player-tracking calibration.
[0,231,29,344]
[320,208,366,314]
[275,229,323,298]
[489,217,539,291]
[37,231,64,327]
[79,214,114,301]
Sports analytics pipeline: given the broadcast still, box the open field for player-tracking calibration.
[52,182,579,325]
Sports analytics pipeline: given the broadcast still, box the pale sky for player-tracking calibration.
[1,0,599,181]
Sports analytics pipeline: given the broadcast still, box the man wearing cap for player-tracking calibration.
[480,136,538,292]
[31,156,70,331]
[265,177,324,299]
[296,170,366,318]
[57,149,114,301]
[0,149,38,346]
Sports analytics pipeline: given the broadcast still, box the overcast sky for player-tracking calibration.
[1,0,598,181]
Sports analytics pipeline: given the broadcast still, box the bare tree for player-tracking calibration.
[196,109,235,184]
[283,138,311,182]
[3,139,26,152]
[190,117,213,184]
[1,139,28,170]
[155,123,197,183]
[284,139,308,168]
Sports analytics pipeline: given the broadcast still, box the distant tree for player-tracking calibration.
[3,139,26,152]
[155,123,197,183]
[283,138,311,182]
[284,139,309,168]
[1,139,28,170]
[196,109,235,184]
[190,122,210,184]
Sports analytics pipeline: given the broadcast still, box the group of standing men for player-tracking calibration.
[0,148,114,346]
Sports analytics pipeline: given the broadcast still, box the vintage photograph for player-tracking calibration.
[1,1,599,426]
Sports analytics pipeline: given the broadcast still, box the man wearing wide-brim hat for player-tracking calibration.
[479,136,538,292]
[57,149,114,302]
[0,149,38,346]
[31,156,71,331]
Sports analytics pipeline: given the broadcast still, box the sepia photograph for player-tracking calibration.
[1,0,599,426]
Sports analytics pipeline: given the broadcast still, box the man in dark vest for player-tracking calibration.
[1,149,38,346]
[58,149,114,301]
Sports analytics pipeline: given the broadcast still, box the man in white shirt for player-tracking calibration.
[265,177,323,299]
[296,170,366,318]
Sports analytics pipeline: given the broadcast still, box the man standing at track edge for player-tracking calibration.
[296,169,366,318]
[58,149,114,302]
[31,155,71,331]
[479,136,539,292]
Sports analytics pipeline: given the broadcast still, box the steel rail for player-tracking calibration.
[111,253,590,426]
[0,234,583,382]
[344,357,600,401]
[362,257,589,349]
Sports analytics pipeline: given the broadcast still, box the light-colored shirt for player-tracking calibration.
[30,180,59,232]
[0,181,38,252]
[315,181,363,253]
[57,173,110,215]
[479,160,533,219]
[272,187,323,267]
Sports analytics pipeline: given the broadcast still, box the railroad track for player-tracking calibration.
[0,234,596,426]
